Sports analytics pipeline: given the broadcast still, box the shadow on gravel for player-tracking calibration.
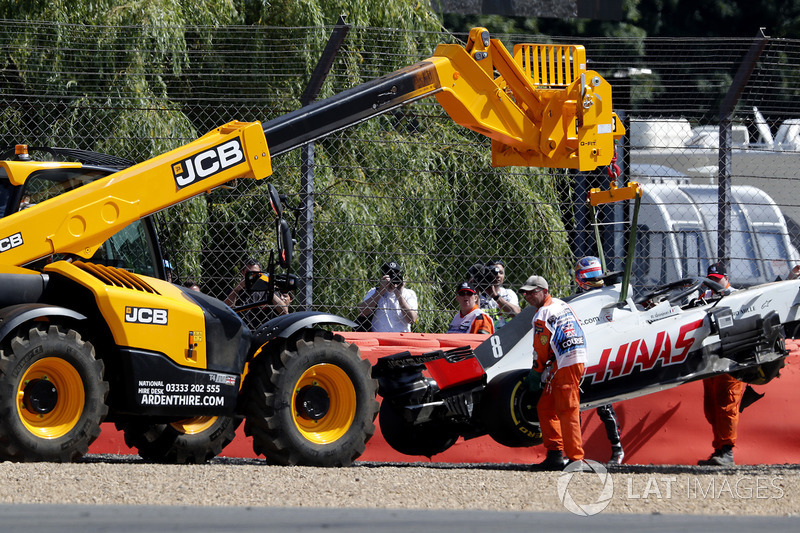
[351,461,800,476]
[81,454,800,474]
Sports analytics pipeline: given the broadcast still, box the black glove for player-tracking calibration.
[523,369,543,392]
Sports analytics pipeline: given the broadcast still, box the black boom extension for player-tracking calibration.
[261,61,442,157]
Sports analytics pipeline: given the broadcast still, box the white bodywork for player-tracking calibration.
[481,279,800,409]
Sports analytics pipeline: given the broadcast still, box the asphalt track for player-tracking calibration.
[0,503,797,533]
[2,457,799,533]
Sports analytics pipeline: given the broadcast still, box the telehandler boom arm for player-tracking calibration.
[264,27,623,168]
[0,28,623,268]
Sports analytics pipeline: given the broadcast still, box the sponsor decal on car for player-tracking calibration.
[584,319,704,384]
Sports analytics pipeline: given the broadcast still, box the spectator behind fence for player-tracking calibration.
[447,281,494,334]
[183,279,201,292]
[225,257,292,329]
[479,259,521,328]
[357,260,418,332]
[163,260,174,283]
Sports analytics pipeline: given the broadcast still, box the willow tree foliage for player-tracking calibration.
[0,1,573,330]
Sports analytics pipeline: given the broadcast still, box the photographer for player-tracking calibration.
[470,260,520,328]
[357,260,418,332]
[225,258,293,329]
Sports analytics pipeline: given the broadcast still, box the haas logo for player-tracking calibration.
[172,138,245,189]
[0,232,23,252]
[585,319,703,384]
[125,307,168,325]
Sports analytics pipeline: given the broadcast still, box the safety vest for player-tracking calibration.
[532,297,587,371]
[447,307,488,333]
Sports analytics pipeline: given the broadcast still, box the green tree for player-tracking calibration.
[0,3,575,329]
[635,0,800,38]
[442,0,800,38]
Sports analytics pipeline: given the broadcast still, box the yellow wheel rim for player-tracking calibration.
[291,363,356,444]
[17,357,85,439]
[169,416,217,435]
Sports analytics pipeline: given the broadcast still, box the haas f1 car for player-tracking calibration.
[373,187,800,458]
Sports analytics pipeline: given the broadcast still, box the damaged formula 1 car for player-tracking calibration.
[373,182,800,458]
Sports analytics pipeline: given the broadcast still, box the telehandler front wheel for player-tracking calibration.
[244,329,379,466]
[0,324,109,462]
[116,415,241,464]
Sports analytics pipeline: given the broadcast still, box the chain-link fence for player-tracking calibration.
[2,20,800,333]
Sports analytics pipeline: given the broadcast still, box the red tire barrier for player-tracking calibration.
[90,334,800,465]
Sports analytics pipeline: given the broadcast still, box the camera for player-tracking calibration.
[389,271,403,287]
[469,262,500,292]
[274,273,298,293]
[381,261,404,288]
[245,271,297,293]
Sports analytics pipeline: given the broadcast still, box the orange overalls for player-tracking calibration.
[700,281,745,449]
[703,373,745,448]
[533,296,587,461]
[536,362,585,461]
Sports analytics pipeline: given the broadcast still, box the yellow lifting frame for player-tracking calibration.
[429,28,624,171]
[588,181,642,206]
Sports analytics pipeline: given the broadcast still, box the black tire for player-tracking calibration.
[378,400,458,458]
[480,370,543,447]
[243,329,379,466]
[0,324,109,462]
[116,415,241,464]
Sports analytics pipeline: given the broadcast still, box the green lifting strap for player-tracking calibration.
[588,201,607,273]
[620,192,642,303]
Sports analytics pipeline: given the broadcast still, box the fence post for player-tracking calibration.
[717,29,768,267]
[614,108,628,273]
[298,16,351,310]
[609,69,636,274]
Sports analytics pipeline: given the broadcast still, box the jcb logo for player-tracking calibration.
[172,138,245,189]
[0,232,23,252]
[125,307,168,325]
